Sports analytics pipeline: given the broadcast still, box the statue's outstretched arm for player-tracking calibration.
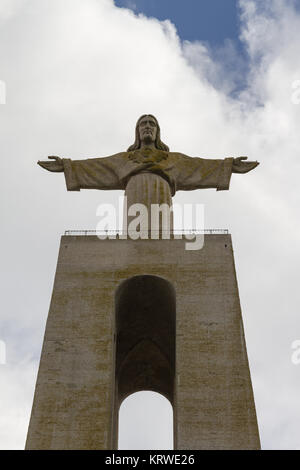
[38,156,64,172]
[232,156,259,174]
[37,153,124,191]
[174,152,259,192]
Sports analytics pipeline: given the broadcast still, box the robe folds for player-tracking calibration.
[62,149,234,208]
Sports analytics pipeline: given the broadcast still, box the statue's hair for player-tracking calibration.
[127,114,169,152]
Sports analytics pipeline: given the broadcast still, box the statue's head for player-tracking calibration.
[127,114,169,152]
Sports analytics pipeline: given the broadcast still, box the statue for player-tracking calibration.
[38,114,259,232]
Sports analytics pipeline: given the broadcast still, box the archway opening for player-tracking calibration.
[113,275,176,449]
[118,391,173,450]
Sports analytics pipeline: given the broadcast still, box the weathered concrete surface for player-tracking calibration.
[26,234,260,450]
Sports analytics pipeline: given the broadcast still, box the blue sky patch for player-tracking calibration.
[114,0,240,45]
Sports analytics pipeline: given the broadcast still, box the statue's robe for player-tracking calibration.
[62,148,234,232]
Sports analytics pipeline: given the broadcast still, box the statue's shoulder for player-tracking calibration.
[83,152,127,162]
[97,151,128,162]
[168,151,192,160]
[169,151,205,161]
[109,151,128,159]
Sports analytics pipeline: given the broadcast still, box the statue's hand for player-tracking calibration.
[38,156,64,172]
[232,156,259,174]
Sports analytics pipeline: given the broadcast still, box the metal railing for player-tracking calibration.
[64,229,229,236]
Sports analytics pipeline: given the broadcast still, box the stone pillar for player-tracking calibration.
[26,234,260,450]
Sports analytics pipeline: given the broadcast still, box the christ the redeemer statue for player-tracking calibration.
[38,114,259,230]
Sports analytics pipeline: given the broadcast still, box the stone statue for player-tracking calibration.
[38,114,259,232]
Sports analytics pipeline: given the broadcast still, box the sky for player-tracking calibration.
[0,0,300,450]
[115,0,239,44]
[115,0,249,95]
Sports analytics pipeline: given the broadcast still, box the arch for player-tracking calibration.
[113,275,176,448]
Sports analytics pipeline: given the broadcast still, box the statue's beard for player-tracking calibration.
[141,134,155,145]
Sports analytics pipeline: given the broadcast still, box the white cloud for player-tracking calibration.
[0,356,37,450]
[0,0,27,20]
[0,0,300,449]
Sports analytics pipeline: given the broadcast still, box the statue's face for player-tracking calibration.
[138,116,157,145]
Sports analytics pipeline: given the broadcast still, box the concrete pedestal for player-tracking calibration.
[26,234,260,450]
